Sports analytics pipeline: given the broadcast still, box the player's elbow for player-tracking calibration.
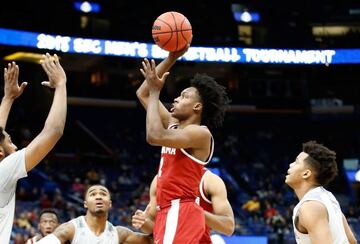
[146,129,163,145]
[223,219,235,236]
[146,133,159,145]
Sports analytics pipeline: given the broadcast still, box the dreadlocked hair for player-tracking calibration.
[190,73,230,128]
[303,141,338,186]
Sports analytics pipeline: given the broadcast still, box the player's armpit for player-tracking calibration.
[299,201,332,243]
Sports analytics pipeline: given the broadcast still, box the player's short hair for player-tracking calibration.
[303,141,338,185]
[39,208,60,222]
[85,184,111,199]
[190,74,230,128]
[0,127,5,143]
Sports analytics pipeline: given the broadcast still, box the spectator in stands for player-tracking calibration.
[242,196,261,216]
[26,209,60,243]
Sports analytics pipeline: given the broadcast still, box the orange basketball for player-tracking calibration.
[152,11,192,52]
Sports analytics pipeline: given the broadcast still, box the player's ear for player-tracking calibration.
[109,200,112,208]
[84,200,88,209]
[193,102,202,112]
[302,169,312,179]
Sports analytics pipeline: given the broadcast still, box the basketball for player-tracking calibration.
[152,11,192,52]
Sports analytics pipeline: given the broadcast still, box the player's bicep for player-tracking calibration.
[152,125,210,149]
[210,177,234,218]
[299,201,332,243]
[25,129,61,172]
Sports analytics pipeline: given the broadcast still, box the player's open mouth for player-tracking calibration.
[170,107,175,112]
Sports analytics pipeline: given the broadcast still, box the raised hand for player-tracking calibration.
[40,53,66,89]
[140,58,169,92]
[131,209,147,229]
[168,35,192,61]
[3,62,27,100]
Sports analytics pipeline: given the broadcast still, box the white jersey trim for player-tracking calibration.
[168,124,214,165]
[199,170,212,204]
[163,199,180,244]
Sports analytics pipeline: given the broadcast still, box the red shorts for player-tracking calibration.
[154,200,205,244]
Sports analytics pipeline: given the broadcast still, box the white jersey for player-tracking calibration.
[70,216,119,244]
[292,186,349,244]
[0,149,27,244]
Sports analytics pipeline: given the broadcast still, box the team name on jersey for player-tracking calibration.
[161,146,176,155]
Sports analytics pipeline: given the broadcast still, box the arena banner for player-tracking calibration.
[1,27,360,65]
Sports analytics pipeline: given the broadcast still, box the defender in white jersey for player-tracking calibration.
[38,185,152,244]
[0,54,67,244]
[285,141,357,244]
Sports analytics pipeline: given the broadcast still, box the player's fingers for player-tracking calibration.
[14,64,19,81]
[41,81,52,88]
[161,72,170,81]
[53,54,60,66]
[140,69,146,78]
[19,82,28,93]
[151,59,156,70]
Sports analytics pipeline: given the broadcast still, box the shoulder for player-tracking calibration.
[298,200,328,227]
[52,221,75,241]
[116,226,132,241]
[204,171,226,194]
[183,124,212,137]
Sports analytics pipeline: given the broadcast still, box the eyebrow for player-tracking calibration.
[88,188,108,194]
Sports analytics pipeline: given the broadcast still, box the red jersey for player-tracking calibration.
[199,169,214,244]
[156,124,214,208]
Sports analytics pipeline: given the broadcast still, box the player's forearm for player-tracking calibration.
[0,97,14,128]
[140,219,154,234]
[204,211,235,236]
[136,57,176,102]
[43,84,67,136]
[146,91,164,144]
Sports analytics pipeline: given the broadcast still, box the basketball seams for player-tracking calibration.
[152,29,192,35]
[180,18,190,46]
[170,12,179,51]
[153,18,173,49]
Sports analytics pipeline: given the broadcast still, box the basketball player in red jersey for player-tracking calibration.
[137,49,229,243]
[132,169,235,243]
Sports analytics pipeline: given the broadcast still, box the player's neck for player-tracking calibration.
[294,183,320,200]
[85,213,107,235]
[178,116,201,129]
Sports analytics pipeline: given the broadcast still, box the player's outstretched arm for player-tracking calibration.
[25,53,67,172]
[298,201,332,243]
[0,62,27,128]
[204,173,235,236]
[342,214,357,244]
[136,48,189,128]
[117,226,153,244]
[37,222,75,243]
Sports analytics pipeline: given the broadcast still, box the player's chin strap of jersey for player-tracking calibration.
[35,234,61,244]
